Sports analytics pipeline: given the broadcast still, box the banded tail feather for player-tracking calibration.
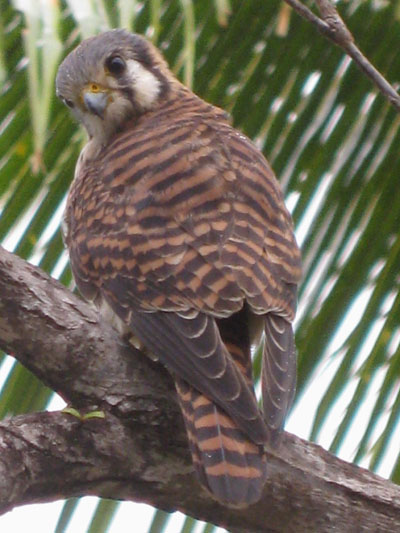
[175,307,266,506]
[176,378,267,506]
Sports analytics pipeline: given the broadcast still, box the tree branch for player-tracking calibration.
[283,0,400,112]
[1,244,400,532]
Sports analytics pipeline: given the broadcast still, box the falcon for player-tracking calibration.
[56,29,301,506]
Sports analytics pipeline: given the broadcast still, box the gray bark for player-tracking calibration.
[1,245,400,532]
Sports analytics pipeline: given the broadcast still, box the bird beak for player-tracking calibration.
[82,86,109,119]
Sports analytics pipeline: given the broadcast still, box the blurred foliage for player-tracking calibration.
[1,0,400,531]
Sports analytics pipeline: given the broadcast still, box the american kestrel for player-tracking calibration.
[56,29,301,506]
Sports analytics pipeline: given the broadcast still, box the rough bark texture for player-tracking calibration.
[1,244,400,532]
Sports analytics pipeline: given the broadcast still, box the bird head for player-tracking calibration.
[56,30,173,143]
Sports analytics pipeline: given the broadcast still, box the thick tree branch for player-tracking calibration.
[1,245,400,532]
[283,0,400,112]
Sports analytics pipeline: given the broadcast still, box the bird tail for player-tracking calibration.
[175,378,267,507]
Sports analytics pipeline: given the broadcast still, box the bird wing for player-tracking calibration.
[101,282,268,444]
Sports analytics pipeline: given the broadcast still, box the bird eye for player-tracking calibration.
[105,55,126,76]
[63,97,75,109]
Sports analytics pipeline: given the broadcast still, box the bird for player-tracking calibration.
[56,29,301,507]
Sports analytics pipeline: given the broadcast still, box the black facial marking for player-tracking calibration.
[130,35,154,67]
[148,67,170,100]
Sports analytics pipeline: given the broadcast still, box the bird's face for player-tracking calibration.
[56,30,172,143]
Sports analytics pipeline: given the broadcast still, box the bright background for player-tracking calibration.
[1,0,400,531]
